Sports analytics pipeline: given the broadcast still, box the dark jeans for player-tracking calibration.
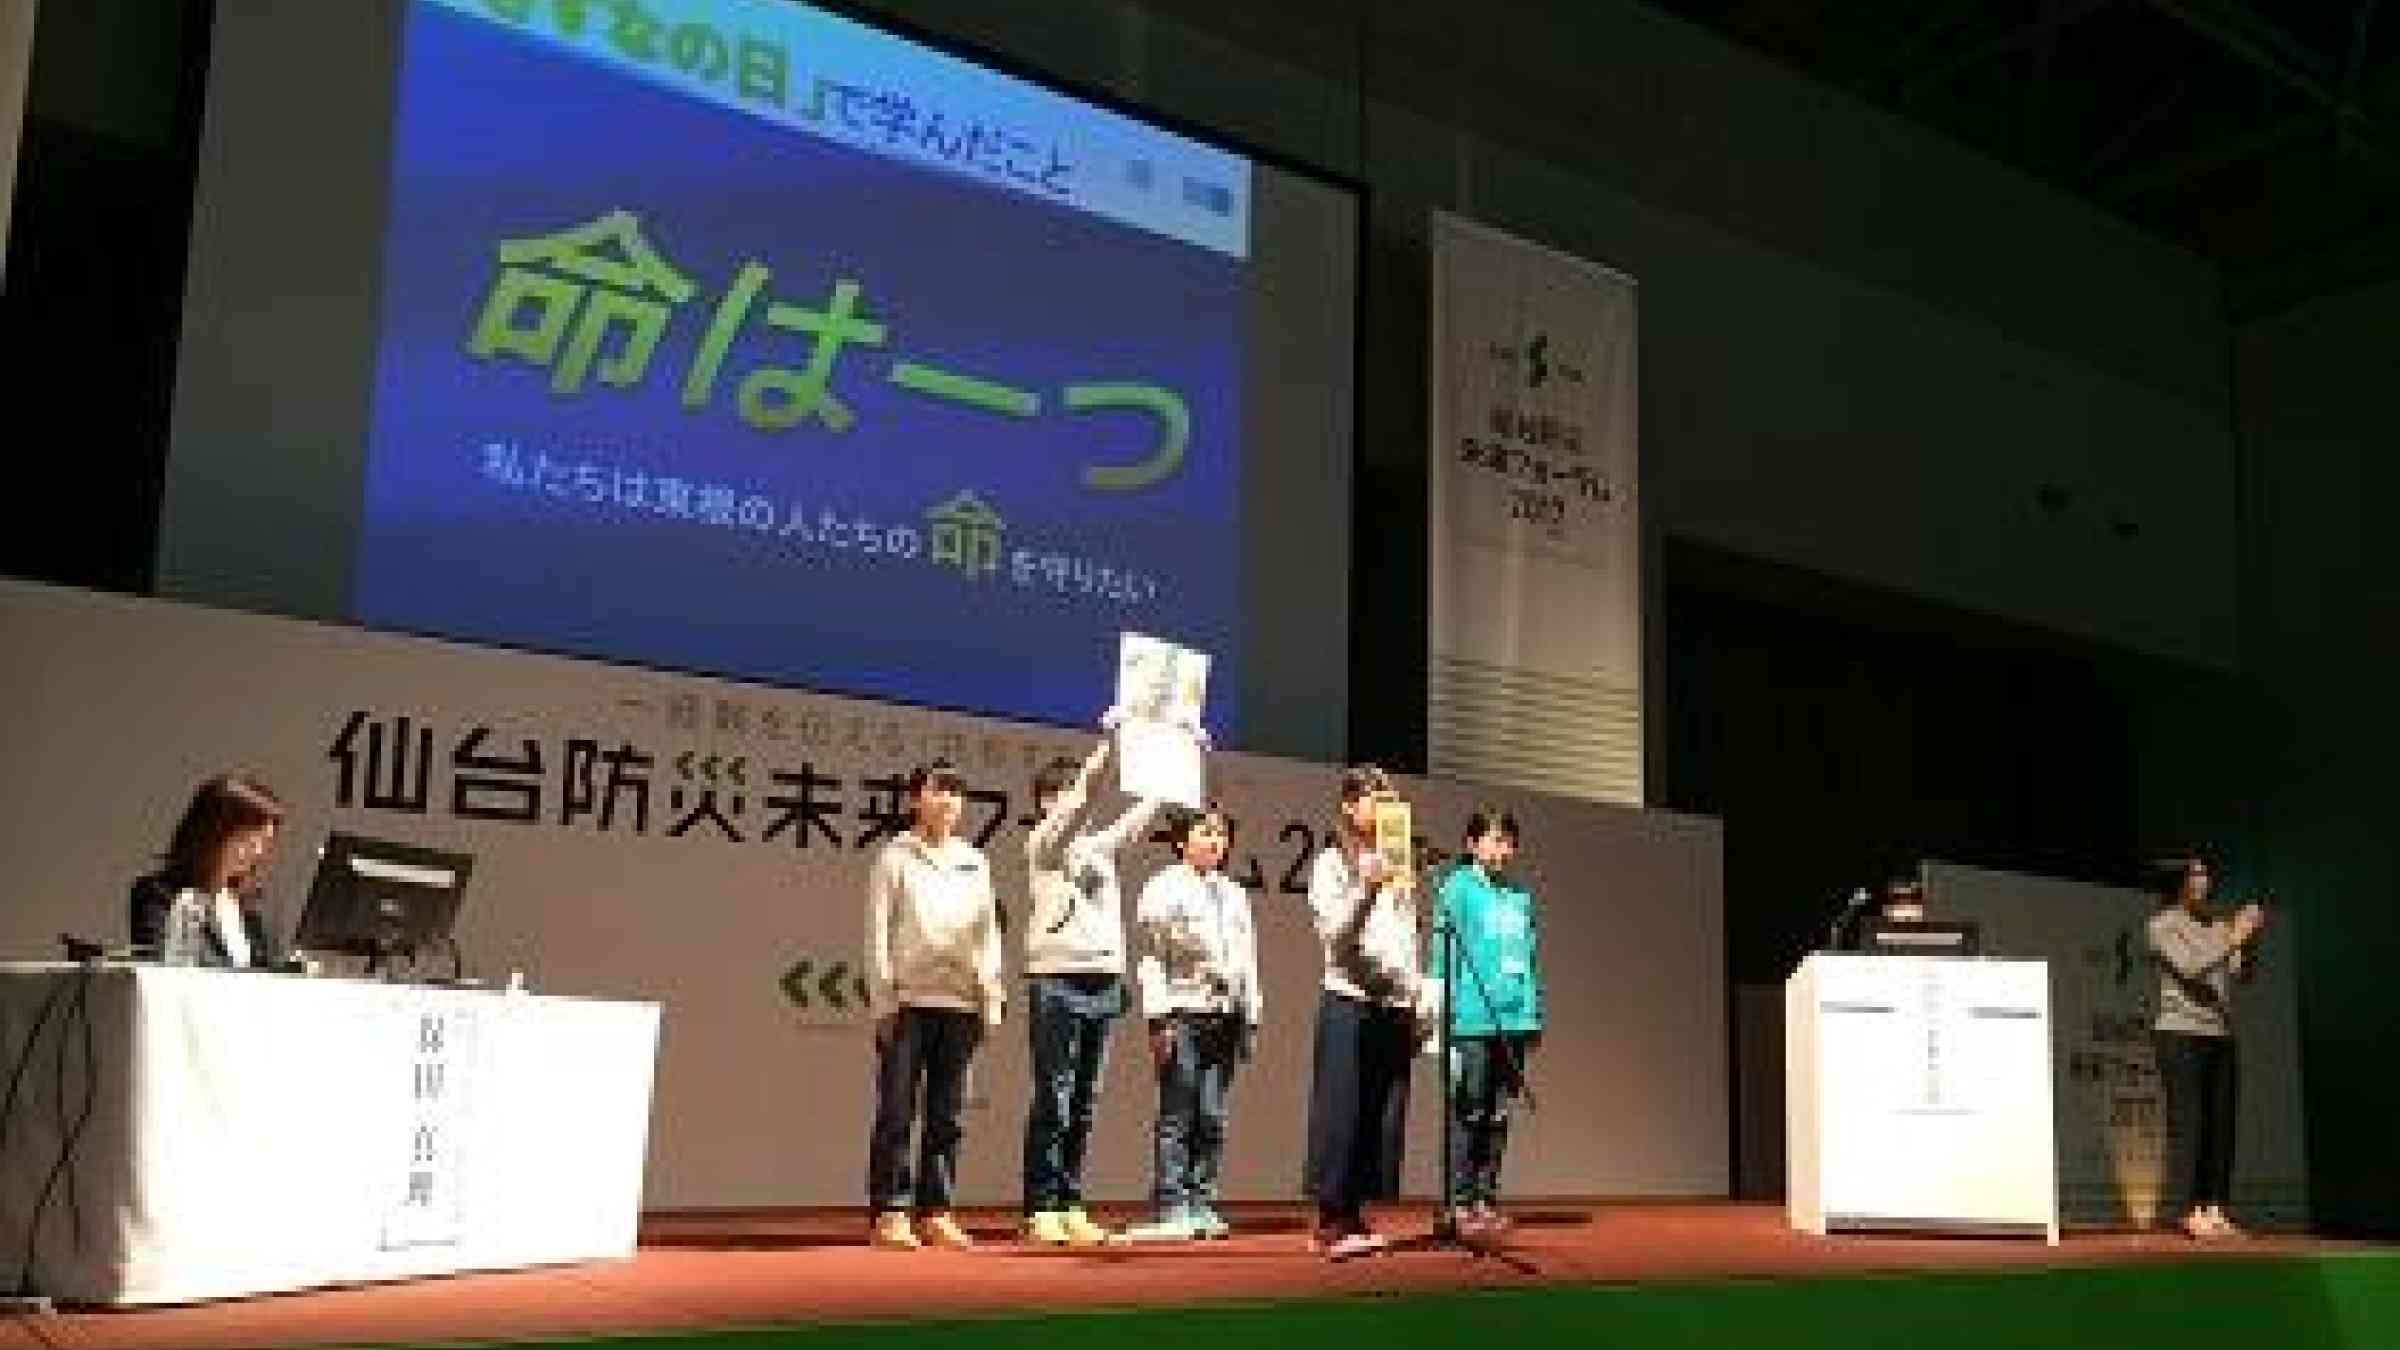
[866,1006,982,1213]
[1448,1033,1530,1207]
[2154,1029,2238,1216]
[1021,973,1123,1213]
[1152,1012,1243,1215]
[1306,990,1416,1226]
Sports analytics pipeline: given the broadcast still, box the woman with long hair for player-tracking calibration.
[129,773,288,968]
[1301,765,1423,1259]
[2147,851,2266,1239]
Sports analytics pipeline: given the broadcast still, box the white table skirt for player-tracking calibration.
[0,963,659,1304]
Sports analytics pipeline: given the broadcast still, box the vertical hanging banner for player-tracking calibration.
[1428,211,1641,805]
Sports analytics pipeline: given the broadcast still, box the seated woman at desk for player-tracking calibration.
[129,773,287,969]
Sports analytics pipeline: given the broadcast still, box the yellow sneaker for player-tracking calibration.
[1059,1207,1113,1247]
[920,1211,974,1250]
[1023,1209,1070,1245]
[869,1210,919,1250]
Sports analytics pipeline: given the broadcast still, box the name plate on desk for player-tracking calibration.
[380,994,480,1250]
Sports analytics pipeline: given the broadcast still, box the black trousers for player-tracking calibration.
[1305,990,1416,1225]
[866,1006,982,1213]
[2154,1029,2238,1216]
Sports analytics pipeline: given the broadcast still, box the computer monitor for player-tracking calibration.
[295,832,474,970]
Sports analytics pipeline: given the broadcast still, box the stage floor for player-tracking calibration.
[5,1202,2375,1350]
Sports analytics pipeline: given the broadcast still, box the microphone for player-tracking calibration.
[1826,887,1872,951]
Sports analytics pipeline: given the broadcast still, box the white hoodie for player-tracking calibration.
[864,831,1004,1025]
[1134,862,1262,1024]
[1023,769,1159,977]
[1307,845,1421,1009]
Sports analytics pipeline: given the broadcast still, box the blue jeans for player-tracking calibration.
[865,1007,981,1213]
[1152,1012,1242,1215]
[1021,974,1124,1212]
[1448,1033,1529,1206]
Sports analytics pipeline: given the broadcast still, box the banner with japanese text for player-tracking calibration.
[1428,212,1641,805]
[0,579,1724,1207]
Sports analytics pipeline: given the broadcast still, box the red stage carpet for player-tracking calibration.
[4,1202,2374,1350]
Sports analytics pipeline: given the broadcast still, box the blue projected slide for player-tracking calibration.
[355,0,1253,729]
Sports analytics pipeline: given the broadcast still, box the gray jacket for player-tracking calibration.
[2149,906,2242,1037]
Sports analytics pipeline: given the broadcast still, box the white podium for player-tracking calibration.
[1786,952,2057,1243]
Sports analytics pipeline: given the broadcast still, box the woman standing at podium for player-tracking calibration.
[2147,852,2266,1240]
[128,773,287,969]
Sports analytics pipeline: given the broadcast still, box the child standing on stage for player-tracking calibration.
[1126,803,1262,1241]
[1432,808,1542,1236]
[1018,708,1163,1246]
[1303,765,1425,1259]
[863,760,1005,1251]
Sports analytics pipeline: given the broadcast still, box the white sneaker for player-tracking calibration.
[1123,1211,1198,1242]
[1325,1229,1385,1260]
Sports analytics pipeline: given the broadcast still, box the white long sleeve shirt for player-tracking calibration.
[1023,777,1159,977]
[1307,846,1421,1009]
[1134,862,1261,1024]
[209,889,250,969]
[864,831,1004,1025]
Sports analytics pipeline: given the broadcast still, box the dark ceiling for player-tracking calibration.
[1639,0,2400,317]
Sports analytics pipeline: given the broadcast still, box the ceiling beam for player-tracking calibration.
[1877,0,1991,88]
[2139,0,2400,174]
[2082,72,2192,178]
[2339,0,2380,105]
[2335,0,2382,172]
[2137,1,2337,107]
[1898,0,2116,103]
[2100,112,2318,200]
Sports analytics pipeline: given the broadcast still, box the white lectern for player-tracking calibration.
[1786,952,2057,1243]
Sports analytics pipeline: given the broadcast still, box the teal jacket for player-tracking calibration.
[1430,863,1543,1036]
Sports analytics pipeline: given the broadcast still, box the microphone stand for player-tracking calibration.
[1434,903,1461,1244]
[1385,864,1536,1272]
[1825,888,1872,952]
[1379,904,1476,1256]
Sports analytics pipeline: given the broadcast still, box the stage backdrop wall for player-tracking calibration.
[1922,861,2307,1229]
[0,578,1726,1208]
